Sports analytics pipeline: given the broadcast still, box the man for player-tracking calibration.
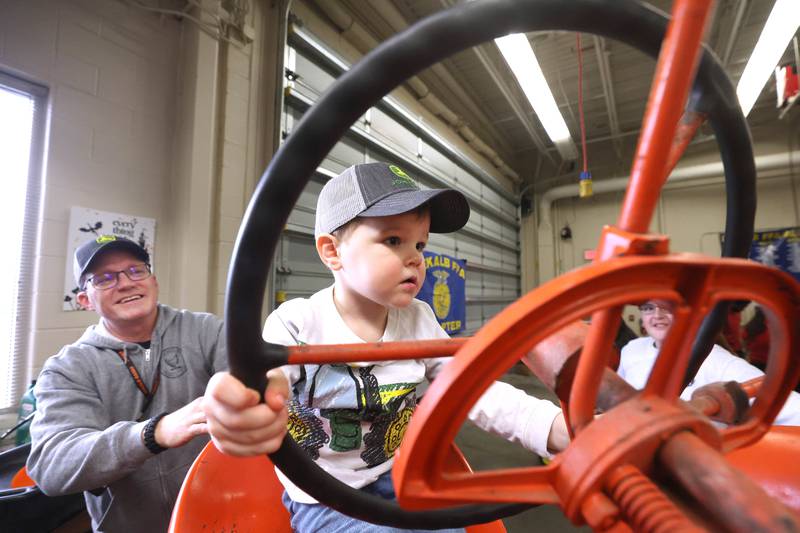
[27,235,245,532]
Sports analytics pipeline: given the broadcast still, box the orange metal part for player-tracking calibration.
[658,430,799,530]
[740,376,764,397]
[10,466,34,489]
[526,339,752,425]
[572,0,714,436]
[528,337,800,519]
[689,380,750,424]
[705,376,800,515]
[168,441,292,533]
[169,441,506,532]
[618,0,712,233]
[287,338,468,364]
[665,111,707,175]
[555,396,720,524]
[392,254,800,527]
[726,426,800,514]
[602,464,702,533]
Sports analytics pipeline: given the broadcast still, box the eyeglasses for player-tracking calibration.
[85,264,152,290]
[638,302,674,315]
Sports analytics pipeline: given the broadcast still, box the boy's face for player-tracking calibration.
[334,210,430,309]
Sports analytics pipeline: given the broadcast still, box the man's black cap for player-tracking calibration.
[74,235,149,289]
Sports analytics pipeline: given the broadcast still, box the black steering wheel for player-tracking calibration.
[224,0,755,528]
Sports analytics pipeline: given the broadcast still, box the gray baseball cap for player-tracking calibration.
[314,162,470,239]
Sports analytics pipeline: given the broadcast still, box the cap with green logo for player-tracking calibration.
[73,235,150,289]
[314,162,470,239]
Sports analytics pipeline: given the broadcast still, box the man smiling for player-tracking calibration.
[27,235,231,532]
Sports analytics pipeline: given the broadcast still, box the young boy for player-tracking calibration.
[203,162,569,532]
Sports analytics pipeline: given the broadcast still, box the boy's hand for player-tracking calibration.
[202,370,289,456]
[547,411,570,453]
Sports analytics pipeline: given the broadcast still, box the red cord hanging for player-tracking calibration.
[577,33,593,197]
[577,33,588,173]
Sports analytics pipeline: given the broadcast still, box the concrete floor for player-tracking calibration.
[453,367,589,533]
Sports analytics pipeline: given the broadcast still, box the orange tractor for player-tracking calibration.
[171,0,800,531]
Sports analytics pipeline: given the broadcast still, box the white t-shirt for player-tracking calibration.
[264,285,561,503]
[618,336,800,426]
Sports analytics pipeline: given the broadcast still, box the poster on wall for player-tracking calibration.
[416,250,466,335]
[749,227,800,282]
[63,206,156,311]
[721,226,800,283]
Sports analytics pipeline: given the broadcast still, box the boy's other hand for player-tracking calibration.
[202,370,289,456]
[546,411,570,453]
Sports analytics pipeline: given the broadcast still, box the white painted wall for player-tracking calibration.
[0,0,288,392]
[0,0,182,377]
[538,155,800,280]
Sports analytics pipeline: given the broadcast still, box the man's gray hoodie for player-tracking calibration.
[27,304,227,532]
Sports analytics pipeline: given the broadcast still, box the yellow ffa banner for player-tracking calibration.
[416,251,466,335]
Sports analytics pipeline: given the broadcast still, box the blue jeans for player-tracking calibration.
[282,470,466,532]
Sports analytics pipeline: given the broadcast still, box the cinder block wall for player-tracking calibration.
[0,0,181,376]
[0,0,287,400]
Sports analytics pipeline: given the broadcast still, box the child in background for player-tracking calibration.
[619,299,800,425]
[203,162,569,533]
[722,300,748,357]
[743,305,769,371]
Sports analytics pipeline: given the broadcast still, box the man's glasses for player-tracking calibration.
[638,302,674,315]
[84,264,152,290]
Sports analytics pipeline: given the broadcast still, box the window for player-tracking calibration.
[0,72,47,412]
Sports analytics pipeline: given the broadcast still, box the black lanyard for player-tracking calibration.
[115,349,161,421]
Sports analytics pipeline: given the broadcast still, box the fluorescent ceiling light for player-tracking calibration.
[736,0,800,117]
[496,33,578,160]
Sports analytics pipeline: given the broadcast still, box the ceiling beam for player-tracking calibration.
[470,41,555,164]
[593,36,621,138]
[721,0,751,66]
[592,36,623,159]
[365,0,517,155]
[436,0,556,165]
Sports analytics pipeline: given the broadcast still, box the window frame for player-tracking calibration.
[0,70,49,414]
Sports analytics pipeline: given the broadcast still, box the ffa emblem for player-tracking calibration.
[432,270,451,319]
[288,402,329,459]
[384,407,413,457]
